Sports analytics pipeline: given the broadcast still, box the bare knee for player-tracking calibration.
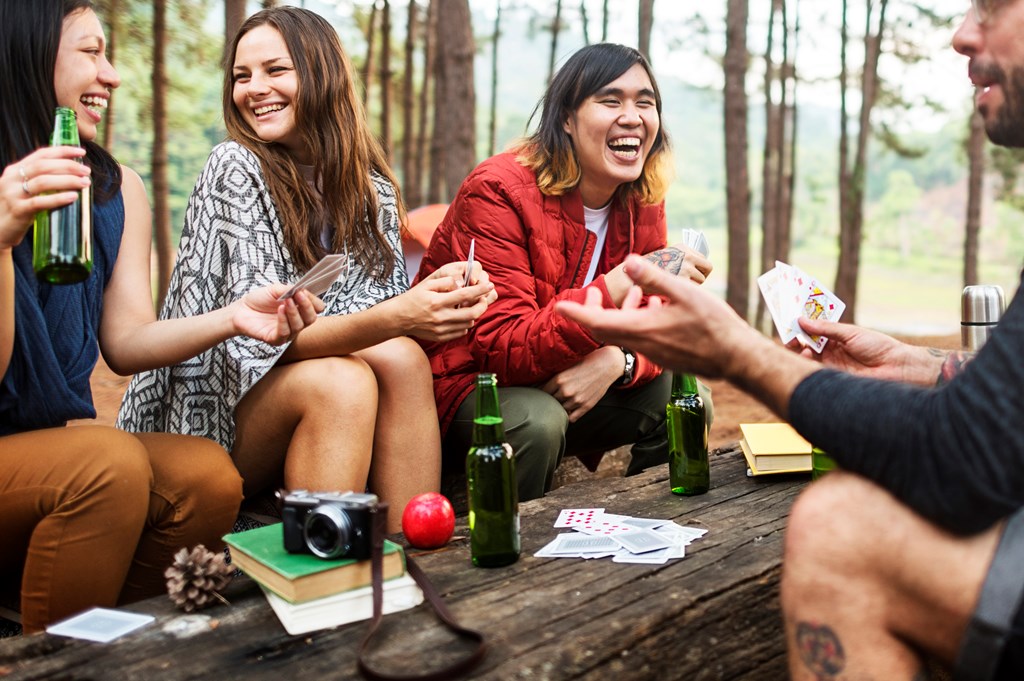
[359,337,432,386]
[291,356,377,409]
[783,472,909,614]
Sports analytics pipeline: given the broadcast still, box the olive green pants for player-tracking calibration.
[444,372,713,502]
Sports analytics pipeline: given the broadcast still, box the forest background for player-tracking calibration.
[92,0,1024,336]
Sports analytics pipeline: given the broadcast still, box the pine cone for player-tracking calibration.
[165,544,234,613]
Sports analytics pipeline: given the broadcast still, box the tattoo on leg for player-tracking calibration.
[645,247,685,276]
[795,621,846,679]
[935,350,975,387]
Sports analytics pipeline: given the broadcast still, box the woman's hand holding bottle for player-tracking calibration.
[0,147,91,249]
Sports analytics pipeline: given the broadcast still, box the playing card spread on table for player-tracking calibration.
[278,253,349,301]
[46,607,154,643]
[554,508,605,528]
[757,261,846,353]
[536,509,707,563]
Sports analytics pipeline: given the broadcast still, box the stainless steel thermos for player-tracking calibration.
[962,285,1005,351]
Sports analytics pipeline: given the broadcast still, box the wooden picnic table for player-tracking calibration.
[0,443,809,680]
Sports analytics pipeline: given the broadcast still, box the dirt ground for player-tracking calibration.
[82,333,961,488]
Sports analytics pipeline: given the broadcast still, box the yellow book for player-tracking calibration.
[739,422,812,475]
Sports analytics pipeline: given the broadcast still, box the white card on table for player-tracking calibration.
[278,253,349,301]
[554,508,604,529]
[46,607,154,643]
[534,533,620,557]
[621,517,667,530]
[576,517,635,536]
[612,528,674,554]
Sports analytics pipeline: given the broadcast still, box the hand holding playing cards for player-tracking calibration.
[391,261,496,342]
[556,255,819,416]
[793,317,943,386]
[645,243,713,284]
[231,284,324,346]
[541,346,625,422]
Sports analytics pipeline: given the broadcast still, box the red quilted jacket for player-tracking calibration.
[415,152,668,435]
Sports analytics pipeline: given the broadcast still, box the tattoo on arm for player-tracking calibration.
[795,621,846,679]
[645,248,686,276]
[936,350,975,387]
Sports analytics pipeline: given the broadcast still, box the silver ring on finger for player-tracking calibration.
[18,166,31,195]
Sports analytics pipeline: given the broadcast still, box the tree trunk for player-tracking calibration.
[638,0,655,63]
[755,0,781,332]
[580,0,590,46]
[402,0,418,204]
[152,0,173,307]
[380,0,393,163]
[414,0,436,207]
[964,109,985,287]
[425,0,443,204]
[548,0,563,84]
[602,0,609,42]
[224,0,246,57]
[724,0,751,319]
[433,0,476,202]
[362,2,379,106]
[488,1,502,158]
[778,0,799,265]
[102,0,119,151]
[835,0,888,323]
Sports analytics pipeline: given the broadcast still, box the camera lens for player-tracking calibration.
[303,504,353,559]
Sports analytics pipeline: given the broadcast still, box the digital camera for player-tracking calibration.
[278,490,378,560]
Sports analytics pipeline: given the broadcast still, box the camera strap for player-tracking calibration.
[357,503,487,681]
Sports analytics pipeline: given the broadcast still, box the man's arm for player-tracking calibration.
[795,317,967,387]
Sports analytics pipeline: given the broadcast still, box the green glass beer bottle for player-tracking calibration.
[33,106,92,284]
[667,372,709,495]
[811,446,837,481]
[466,373,520,567]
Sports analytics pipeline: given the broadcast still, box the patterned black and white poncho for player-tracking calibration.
[116,141,408,451]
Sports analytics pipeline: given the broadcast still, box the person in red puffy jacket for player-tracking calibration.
[416,43,714,501]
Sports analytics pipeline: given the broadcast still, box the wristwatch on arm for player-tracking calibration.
[618,347,636,386]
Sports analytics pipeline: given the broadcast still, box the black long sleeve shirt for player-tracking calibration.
[789,275,1024,536]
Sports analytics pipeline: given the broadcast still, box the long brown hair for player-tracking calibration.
[223,6,401,277]
[516,43,672,206]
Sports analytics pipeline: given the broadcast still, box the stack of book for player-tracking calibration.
[223,524,423,635]
[738,422,813,476]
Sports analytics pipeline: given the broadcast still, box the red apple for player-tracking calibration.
[401,492,456,549]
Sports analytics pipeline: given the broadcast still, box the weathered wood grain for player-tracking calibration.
[0,445,807,681]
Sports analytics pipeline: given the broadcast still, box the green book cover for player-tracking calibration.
[223,523,404,580]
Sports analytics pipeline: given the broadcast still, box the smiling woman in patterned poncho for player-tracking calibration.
[117,6,496,533]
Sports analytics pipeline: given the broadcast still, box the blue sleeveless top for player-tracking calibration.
[0,191,125,434]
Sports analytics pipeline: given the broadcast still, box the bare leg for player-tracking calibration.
[355,337,441,533]
[782,471,1000,680]
[233,356,378,497]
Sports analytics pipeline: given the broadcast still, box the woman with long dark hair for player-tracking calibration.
[418,43,714,501]
[0,0,321,633]
[118,7,494,532]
